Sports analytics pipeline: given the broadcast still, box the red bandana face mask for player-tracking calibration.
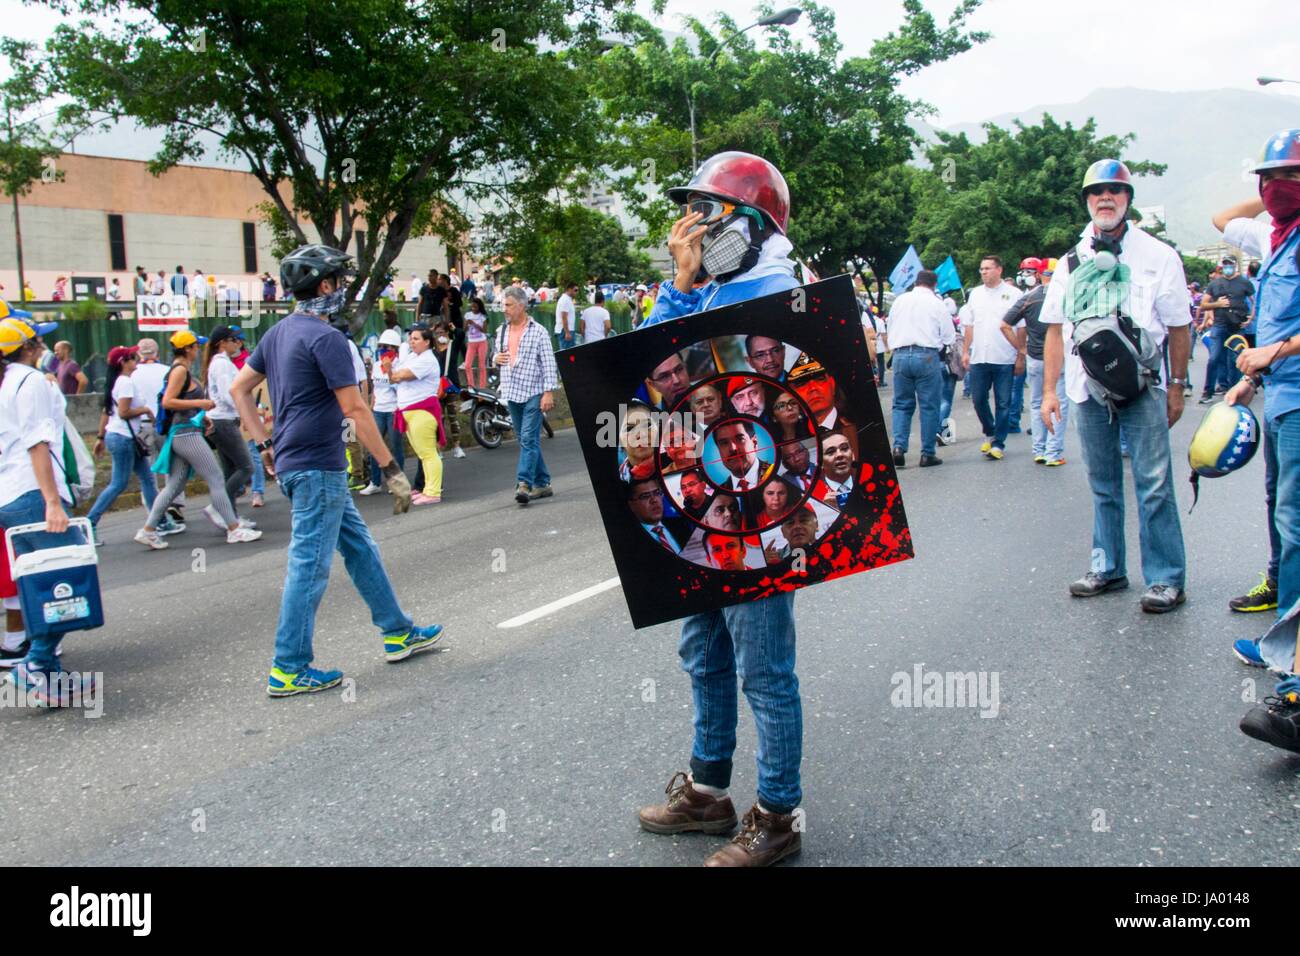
[1261,178,1300,251]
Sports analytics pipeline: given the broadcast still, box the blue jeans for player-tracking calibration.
[246,440,265,495]
[1026,356,1067,459]
[890,347,943,456]
[1008,370,1026,431]
[272,470,412,672]
[0,489,73,672]
[679,592,801,813]
[1202,327,1232,395]
[968,362,1014,448]
[557,332,575,351]
[87,432,157,525]
[1073,389,1186,589]
[1260,411,1300,670]
[507,395,550,489]
[1264,419,1282,584]
[939,370,958,425]
[367,410,405,485]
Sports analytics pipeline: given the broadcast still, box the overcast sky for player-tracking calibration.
[3,0,1297,127]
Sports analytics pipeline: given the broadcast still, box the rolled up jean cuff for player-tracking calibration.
[689,756,732,791]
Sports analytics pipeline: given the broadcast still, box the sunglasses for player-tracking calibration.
[1084,184,1128,198]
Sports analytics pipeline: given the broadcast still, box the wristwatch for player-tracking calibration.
[256,439,273,452]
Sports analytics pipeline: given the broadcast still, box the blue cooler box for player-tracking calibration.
[5,518,104,639]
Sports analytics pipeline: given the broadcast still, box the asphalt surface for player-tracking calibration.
[4,380,1299,867]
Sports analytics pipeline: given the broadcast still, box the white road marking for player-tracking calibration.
[498,576,622,628]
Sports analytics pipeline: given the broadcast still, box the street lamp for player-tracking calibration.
[688,7,803,169]
[1257,76,1300,86]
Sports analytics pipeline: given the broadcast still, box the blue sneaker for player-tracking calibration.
[384,624,444,662]
[267,666,343,698]
[1233,638,1267,668]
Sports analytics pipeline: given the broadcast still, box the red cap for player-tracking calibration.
[107,345,139,367]
[727,376,761,398]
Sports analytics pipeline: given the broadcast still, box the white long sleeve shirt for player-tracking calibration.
[884,286,957,350]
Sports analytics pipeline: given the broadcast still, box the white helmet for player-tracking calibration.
[378,328,402,346]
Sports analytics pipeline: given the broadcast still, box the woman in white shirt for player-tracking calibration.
[202,325,256,520]
[360,332,405,496]
[464,297,489,388]
[86,345,157,540]
[390,324,444,504]
[0,313,76,687]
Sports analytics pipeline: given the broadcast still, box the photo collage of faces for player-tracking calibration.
[620,334,864,572]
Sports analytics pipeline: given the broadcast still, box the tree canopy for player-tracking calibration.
[20,0,631,327]
[909,115,1166,287]
[592,0,987,277]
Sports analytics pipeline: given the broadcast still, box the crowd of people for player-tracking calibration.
[1,128,1298,868]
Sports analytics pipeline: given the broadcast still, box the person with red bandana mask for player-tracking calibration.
[635,152,805,867]
[1209,129,1300,753]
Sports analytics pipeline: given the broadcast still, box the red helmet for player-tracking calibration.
[1019,257,1044,273]
[666,151,790,235]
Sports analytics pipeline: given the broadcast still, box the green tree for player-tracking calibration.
[1181,254,1217,287]
[490,203,653,288]
[23,0,631,329]
[0,42,67,299]
[593,0,987,274]
[909,115,1166,286]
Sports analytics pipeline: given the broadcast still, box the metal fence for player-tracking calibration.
[22,296,640,392]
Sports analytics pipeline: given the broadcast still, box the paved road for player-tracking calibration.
[4,386,1298,867]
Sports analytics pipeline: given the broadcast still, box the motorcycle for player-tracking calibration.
[460,378,554,450]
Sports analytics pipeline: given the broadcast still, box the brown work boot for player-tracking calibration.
[703,804,801,867]
[638,771,738,835]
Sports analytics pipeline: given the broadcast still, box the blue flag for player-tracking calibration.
[888,245,924,292]
[935,255,962,294]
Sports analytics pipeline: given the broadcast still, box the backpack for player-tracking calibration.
[154,362,193,437]
[1064,250,1162,417]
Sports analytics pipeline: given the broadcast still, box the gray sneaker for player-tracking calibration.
[1069,572,1129,597]
[528,485,554,500]
[515,481,532,505]
[1140,584,1186,614]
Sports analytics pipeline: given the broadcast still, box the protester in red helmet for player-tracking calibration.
[637,152,803,867]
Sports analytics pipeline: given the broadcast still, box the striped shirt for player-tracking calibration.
[494,319,559,404]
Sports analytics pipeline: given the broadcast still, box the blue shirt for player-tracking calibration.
[248,312,358,474]
[642,272,800,328]
[1258,230,1300,423]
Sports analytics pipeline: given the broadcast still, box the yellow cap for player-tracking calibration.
[170,329,206,348]
[0,320,29,355]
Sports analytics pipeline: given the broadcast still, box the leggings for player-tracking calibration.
[405,409,443,497]
[145,429,238,529]
[209,418,254,503]
[463,339,488,388]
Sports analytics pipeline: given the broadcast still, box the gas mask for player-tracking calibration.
[1016,271,1038,290]
[698,215,764,283]
[1091,231,1125,272]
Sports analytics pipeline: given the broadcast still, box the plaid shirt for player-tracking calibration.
[495,318,559,403]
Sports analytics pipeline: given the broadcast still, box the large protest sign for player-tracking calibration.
[135,294,191,332]
[559,274,913,629]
